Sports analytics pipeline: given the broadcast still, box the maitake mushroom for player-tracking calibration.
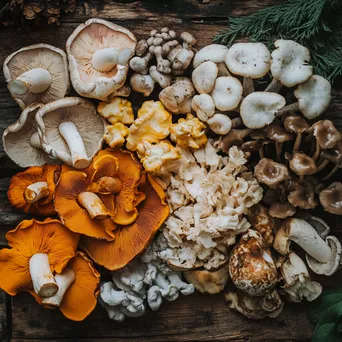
[66,18,137,100]
[3,44,70,109]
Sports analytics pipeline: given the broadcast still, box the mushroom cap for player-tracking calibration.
[183,263,229,294]
[81,174,170,271]
[254,158,290,188]
[306,236,342,276]
[66,18,137,100]
[240,92,286,129]
[229,229,278,296]
[321,140,342,166]
[0,218,79,296]
[192,61,218,94]
[310,120,341,149]
[319,182,342,215]
[289,152,317,176]
[225,42,271,78]
[192,44,229,68]
[269,202,296,219]
[210,76,243,111]
[294,75,331,120]
[270,39,313,87]
[3,44,70,109]
[36,97,105,168]
[59,252,100,321]
[266,122,294,143]
[220,128,253,153]
[2,103,55,167]
[283,114,310,134]
[287,182,318,209]
[8,164,61,216]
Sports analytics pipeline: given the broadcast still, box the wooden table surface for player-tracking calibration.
[0,1,342,341]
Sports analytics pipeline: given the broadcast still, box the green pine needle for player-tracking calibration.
[214,0,342,82]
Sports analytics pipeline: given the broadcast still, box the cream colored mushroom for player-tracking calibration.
[149,65,172,88]
[207,114,239,135]
[191,94,215,122]
[66,18,137,101]
[36,97,105,169]
[192,61,218,94]
[130,73,155,97]
[193,44,229,68]
[3,44,70,109]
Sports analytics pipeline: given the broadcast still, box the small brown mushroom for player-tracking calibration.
[269,202,296,219]
[288,152,317,180]
[319,182,342,215]
[219,128,253,153]
[320,141,342,181]
[254,158,290,189]
[287,181,318,209]
[284,115,310,152]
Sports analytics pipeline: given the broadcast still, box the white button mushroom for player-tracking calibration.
[240,92,286,129]
[193,44,229,68]
[207,113,235,135]
[210,76,243,111]
[4,44,70,109]
[192,61,218,94]
[191,94,215,122]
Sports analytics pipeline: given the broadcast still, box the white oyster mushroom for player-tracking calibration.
[240,92,286,129]
[210,76,243,111]
[193,44,229,68]
[192,61,218,94]
[269,39,313,89]
[274,218,342,276]
[278,252,322,302]
[130,73,155,96]
[191,94,215,122]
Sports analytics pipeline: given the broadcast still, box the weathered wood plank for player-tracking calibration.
[11,292,313,341]
[0,290,9,342]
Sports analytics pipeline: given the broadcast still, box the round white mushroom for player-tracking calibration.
[192,61,218,94]
[130,73,156,96]
[191,94,215,122]
[193,44,229,68]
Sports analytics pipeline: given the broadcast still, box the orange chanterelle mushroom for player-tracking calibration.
[8,164,61,216]
[0,219,78,297]
[81,173,170,270]
[31,251,100,321]
[54,149,143,239]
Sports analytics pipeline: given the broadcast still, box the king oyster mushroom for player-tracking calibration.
[66,18,137,101]
[36,97,105,169]
[229,229,278,296]
[2,103,55,167]
[3,44,70,109]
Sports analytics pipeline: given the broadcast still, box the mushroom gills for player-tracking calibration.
[42,268,76,307]
[29,253,58,298]
[24,181,49,203]
[58,121,89,169]
[8,68,52,95]
[92,48,133,72]
[77,191,110,220]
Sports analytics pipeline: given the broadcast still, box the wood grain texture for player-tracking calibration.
[0,290,9,342]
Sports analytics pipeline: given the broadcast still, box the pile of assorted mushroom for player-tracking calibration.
[1,19,342,322]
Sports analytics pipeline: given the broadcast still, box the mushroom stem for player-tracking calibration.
[8,68,52,95]
[276,142,283,161]
[322,165,339,181]
[314,159,330,173]
[231,117,243,128]
[77,191,110,220]
[243,77,254,96]
[265,79,283,93]
[97,176,123,194]
[92,47,131,72]
[293,133,303,152]
[41,268,75,307]
[24,181,49,203]
[30,132,42,149]
[276,102,299,118]
[58,121,89,169]
[312,140,321,161]
[29,253,58,298]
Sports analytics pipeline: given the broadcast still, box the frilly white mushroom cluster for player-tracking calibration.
[155,141,263,270]
[99,246,194,322]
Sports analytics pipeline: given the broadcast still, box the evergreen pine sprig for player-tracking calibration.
[214,0,342,81]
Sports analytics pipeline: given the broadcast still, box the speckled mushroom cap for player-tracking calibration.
[3,44,70,109]
[229,229,278,296]
[66,18,137,101]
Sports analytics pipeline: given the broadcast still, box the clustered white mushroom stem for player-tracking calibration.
[58,121,89,169]
[24,181,49,203]
[29,253,58,298]
[8,68,52,95]
[42,268,76,307]
[77,191,110,220]
[29,132,42,149]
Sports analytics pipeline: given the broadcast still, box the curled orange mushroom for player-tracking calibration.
[31,251,100,321]
[81,174,170,270]
[8,164,61,216]
[0,219,79,297]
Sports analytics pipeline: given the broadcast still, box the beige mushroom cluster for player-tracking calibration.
[130,28,196,97]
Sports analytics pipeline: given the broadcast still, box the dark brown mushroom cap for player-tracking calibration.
[311,120,341,149]
[269,201,296,219]
[321,140,342,167]
[284,115,310,134]
[254,158,290,188]
[250,129,267,140]
[289,152,317,176]
[288,182,318,209]
[240,140,263,152]
[266,123,294,143]
[229,229,278,296]
[221,128,253,153]
[319,182,342,215]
